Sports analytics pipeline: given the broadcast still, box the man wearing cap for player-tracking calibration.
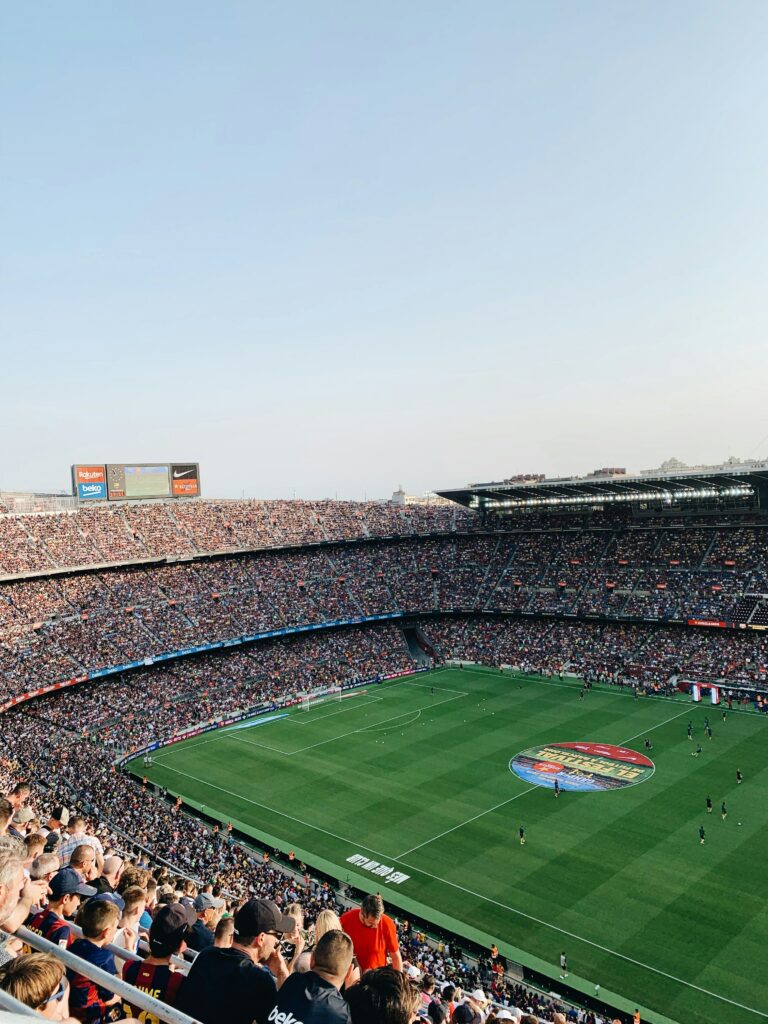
[177,897,297,1024]
[187,891,225,951]
[42,807,69,852]
[340,893,403,973]
[265,929,356,1024]
[28,868,96,949]
[10,808,35,839]
[122,902,195,1020]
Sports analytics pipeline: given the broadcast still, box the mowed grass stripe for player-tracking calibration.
[133,668,768,1024]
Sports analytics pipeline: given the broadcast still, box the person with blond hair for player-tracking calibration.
[0,951,75,1021]
[295,909,343,973]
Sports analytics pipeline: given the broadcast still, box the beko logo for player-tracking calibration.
[81,484,103,494]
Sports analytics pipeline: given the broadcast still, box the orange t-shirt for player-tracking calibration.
[340,909,399,972]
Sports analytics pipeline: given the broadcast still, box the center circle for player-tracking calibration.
[509,741,655,792]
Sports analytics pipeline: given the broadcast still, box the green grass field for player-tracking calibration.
[130,668,768,1024]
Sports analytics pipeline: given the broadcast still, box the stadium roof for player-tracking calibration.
[436,463,768,511]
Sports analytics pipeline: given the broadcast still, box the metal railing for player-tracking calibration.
[17,927,202,1024]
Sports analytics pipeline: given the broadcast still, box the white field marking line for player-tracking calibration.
[144,759,765,1019]
[397,785,539,858]
[289,694,385,725]
[395,705,692,859]
[395,860,768,1019]
[221,733,296,755]
[363,709,422,733]
[287,691,465,755]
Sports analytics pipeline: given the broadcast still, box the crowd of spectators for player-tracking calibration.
[0,500,475,576]
[1,518,768,701]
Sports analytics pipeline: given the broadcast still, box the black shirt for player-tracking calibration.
[187,918,214,951]
[176,945,277,1024]
[268,971,351,1024]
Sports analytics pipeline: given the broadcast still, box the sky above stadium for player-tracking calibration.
[2,2,767,499]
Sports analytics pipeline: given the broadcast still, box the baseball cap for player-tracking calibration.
[193,892,225,912]
[470,990,488,1004]
[452,1007,474,1024]
[51,806,70,826]
[50,868,97,900]
[13,808,35,824]
[90,892,125,912]
[406,965,421,980]
[496,1013,515,1022]
[149,903,196,956]
[234,898,296,938]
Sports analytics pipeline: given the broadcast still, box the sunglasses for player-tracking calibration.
[43,978,67,1005]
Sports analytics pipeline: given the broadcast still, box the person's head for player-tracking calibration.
[48,867,97,919]
[77,898,120,944]
[313,908,342,943]
[441,985,455,1004]
[346,966,421,1024]
[69,816,87,835]
[0,836,25,925]
[6,783,31,811]
[193,891,225,926]
[285,901,304,930]
[101,855,124,886]
[119,865,150,893]
[70,844,97,880]
[47,806,69,831]
[232,898,297,963]
[311,929,355,988]
[148,902,196,960]
[214,916,234,947]
[30,852,60,883]
[360,892,385,928]
[0,799,14,835]
[23,832,46,863]
[119,885,147,923]
[0,952,70,1021]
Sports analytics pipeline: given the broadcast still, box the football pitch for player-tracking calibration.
[130,667,768,1024]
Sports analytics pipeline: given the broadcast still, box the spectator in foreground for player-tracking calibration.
[67,899,122,1023]
[345,966,420,1024]
[267,929,358,1024]
[28,869,96,949]
[0,951,76,1022]
[340,894,402,973]
[122,902,195,1019]
[187,891,225,951]
[177,897,298,1024]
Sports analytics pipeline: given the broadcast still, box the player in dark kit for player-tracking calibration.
[554,779,560,799]
[706,796,712,814]
[721,801,727,821]
[687,722,693,740]
[519,826,526,846]
[699,825,706,844]
[737,769,743,784]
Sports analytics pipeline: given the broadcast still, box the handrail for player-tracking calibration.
[17,927,201,1024]
[0,988,44,1018]
[56,917,190,973]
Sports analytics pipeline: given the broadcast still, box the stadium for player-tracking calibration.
[1,460,767,1024]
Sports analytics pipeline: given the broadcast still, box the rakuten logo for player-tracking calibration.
[268,1008,304,1024]
[76,466,105,483]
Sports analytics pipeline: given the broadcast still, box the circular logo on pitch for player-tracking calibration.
[509,742,654,792]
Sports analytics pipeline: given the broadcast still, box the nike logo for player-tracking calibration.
[173,469,195,479]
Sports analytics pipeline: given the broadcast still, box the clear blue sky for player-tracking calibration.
[2,2,767,498]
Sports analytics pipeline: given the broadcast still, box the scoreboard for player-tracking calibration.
[72,463,201,502]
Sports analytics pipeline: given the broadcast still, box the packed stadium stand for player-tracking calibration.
[1,468,768,1022]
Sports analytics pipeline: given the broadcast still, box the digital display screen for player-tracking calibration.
[124,465,171,498]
